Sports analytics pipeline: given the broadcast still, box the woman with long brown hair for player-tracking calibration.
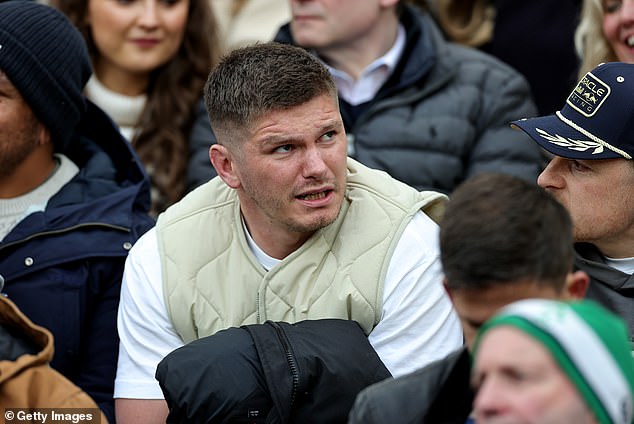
[55,0,221,214]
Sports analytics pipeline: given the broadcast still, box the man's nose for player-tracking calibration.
[537,156,566,190]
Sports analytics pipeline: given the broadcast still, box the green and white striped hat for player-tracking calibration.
[473,299,634,424]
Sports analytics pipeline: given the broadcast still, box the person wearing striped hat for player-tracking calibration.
[472,298,634,424]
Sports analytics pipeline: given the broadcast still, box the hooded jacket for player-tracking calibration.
[0,101,155,422]
[575,243,634,348]
[274,5,543,194]
[0,295,108,423]
[156,319,392,423]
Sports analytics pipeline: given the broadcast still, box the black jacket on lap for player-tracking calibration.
[156,319,391,424]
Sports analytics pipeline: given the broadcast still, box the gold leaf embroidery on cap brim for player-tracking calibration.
[536,128,604,155]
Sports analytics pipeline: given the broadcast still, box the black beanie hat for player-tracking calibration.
[0,1,92,152]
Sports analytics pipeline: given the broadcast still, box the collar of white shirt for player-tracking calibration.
[325,24,406,106]
[241,214,280,271]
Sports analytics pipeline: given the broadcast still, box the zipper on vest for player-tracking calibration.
[268,321,300,407]
[256,292,260,323]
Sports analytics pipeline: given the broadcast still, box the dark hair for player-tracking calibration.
[54,0,220,212]
[440,173,574,291]
[204,42,338,146]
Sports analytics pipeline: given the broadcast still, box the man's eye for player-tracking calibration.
[571,160,590,171]
[505,369,530,383]
[274,144,293,153]
[321,131,336,141]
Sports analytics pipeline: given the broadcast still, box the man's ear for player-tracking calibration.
[209,144,241,189]
[443,277,454,302]
[563,270,589,300]
[37,124,52,147]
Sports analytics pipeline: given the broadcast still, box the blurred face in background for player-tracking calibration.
[289,0,388,49]
[472,327,596,424]
[603,0,634,63]
[449,281,565,349]
[87,0,189,95]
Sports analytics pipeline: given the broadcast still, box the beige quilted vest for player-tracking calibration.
[157,158,446,343]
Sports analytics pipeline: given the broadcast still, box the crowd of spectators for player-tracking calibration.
[2,1,634,423]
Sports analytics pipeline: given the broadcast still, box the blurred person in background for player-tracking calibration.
[575,0,634,78]
[212,0,290,52]
[423,0,581,115]
[54,0,221,214]
[472,299,634,424]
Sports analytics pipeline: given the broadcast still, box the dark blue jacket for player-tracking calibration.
[0,101,155,422]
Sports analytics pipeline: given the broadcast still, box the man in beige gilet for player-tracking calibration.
[114,42,462,424]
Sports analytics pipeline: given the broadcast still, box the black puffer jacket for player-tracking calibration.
[156,319,392,423]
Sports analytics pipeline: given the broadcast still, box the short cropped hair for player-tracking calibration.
[441,173,574,291]
[204,42,338,145]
